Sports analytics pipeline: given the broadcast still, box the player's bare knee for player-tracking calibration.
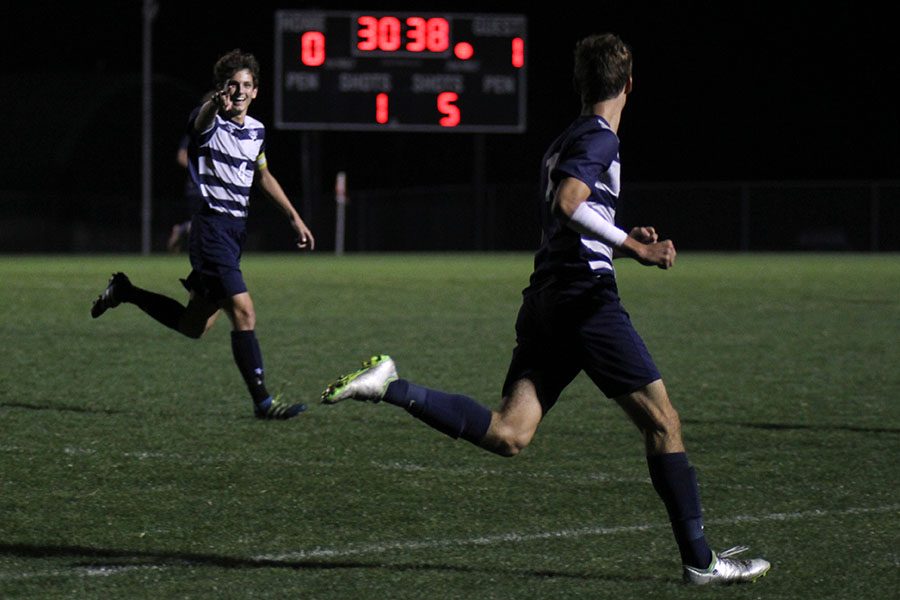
[232,307,255,330]
[492,439,523,458]
[646,410,682,450]
[661,408,682,437]
[488,424,534,457]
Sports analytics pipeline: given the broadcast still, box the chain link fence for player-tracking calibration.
[2,180,897,252]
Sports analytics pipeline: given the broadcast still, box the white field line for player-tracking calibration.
[1,445,648,486]
[0,564,171,581]
[260,522,659,562]
[256,503,900,562]
[2,504,897,581]
[369,460,650,485]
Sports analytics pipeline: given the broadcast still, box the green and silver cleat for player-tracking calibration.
[321,355,398,404]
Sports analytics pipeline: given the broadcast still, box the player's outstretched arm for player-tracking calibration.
[256,167,316,250]
[193,84,232,133]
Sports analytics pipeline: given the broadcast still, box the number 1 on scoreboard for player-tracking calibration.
[376,93,389,124]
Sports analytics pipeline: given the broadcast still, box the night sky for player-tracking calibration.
[5,1,898,210]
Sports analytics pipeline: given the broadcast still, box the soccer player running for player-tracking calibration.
[322,34,770,584]
[91,49,315,420]
[167,132,204,252]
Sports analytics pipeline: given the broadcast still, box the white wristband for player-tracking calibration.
[568,202,628,247]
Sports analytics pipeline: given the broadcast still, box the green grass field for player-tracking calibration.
[1,253,898,599]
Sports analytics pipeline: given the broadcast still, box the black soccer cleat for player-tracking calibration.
[91,272,132,319]
[254,395,307,420]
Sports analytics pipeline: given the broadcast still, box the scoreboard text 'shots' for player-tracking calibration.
[274,11,527,132]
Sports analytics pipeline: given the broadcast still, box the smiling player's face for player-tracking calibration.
[223,69,258,119]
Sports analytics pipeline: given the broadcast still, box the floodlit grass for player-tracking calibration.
[1,253,898,599]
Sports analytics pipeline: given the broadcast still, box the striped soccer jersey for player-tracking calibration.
[532,115,622,283]
[188,110,267,219]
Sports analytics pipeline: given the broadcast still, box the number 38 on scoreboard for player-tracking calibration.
[275,10,527,133]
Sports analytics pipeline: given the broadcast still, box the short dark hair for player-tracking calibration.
[213,49,260,88]
[573,33,632,106]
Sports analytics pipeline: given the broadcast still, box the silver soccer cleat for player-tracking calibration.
[683,546,771,585]
[321,355,398,404]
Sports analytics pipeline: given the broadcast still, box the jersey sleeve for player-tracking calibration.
[186,105,218,147]
[255,130,267,170]
[552,123,619,187]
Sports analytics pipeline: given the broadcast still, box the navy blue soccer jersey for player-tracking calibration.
[186,108,267,219]
[531,115,622,284]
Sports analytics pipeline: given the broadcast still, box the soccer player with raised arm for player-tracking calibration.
[91,49,315,420]
[322,34,770,584]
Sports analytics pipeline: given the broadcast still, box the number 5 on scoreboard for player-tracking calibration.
[437,92,460,127]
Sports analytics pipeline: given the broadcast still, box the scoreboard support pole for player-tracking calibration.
[300,131,321,247]
[335,171,347,256]
[140,0,158,255]
[473,134,486,250]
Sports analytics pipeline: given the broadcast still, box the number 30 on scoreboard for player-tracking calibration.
[355,16,450,53]
[275,10,527,133]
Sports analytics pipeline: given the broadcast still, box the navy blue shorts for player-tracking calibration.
[502,275,661,413]
[183,211,248,301]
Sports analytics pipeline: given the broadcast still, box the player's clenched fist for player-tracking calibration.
[640,239,676,269]
[629,226,659,244]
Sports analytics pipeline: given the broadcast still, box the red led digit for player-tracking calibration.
[437,92,460,127]
[454,42,473,61]
[427,18,450,52]
[379,16,402,51]
[406,17,426,52]
[512,37,525,68]
[376,93,389,124]
[359,15,449,54]
[358,16,378,51]
[300,31,326,67]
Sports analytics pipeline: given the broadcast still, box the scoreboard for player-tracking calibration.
[274,10,527,132]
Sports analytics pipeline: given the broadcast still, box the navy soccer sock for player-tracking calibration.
[126,286,185,332]
[647,452,713,569]
[383,380,492,444]
[230,330,271,404]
